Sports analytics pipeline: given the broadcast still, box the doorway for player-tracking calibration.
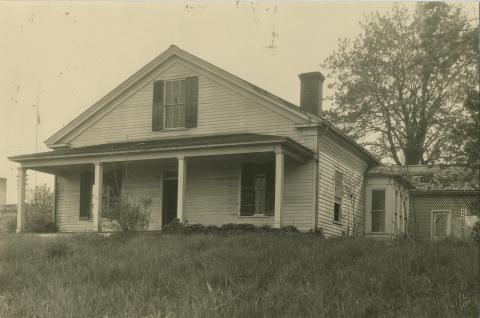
[162,177,178,227]
[432,211,451,240]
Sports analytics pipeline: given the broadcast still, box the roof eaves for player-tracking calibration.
[412,189,480,195]
[10,135,312,163]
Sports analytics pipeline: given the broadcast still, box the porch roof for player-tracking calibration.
[9,133,314,164]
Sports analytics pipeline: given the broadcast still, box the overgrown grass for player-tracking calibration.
[0,233,478,317]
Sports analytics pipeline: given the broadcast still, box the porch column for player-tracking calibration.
[274,147,284,229]
[177,156,186,223]
[16,167,27,233]
[92,162,103,232]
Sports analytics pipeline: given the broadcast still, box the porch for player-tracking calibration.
[10,134,315,232]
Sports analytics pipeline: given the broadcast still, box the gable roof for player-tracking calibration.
[45,45,320,147]
[368,165,479,192]
[42,44,380,166]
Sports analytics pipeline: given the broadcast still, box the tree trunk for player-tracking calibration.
[404,148,424,165]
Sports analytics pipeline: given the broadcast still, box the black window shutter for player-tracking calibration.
[240,163,255,216]
[79,171,94,219]
[152,80,164,131]
[265,162,275,216]
[185,76,198,128]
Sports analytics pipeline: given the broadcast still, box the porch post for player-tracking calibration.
[92,162,103,232]
[177,156,186,223]
[16,167,27,233]
[274,147,284,229]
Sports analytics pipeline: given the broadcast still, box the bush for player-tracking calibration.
[27,214,56,233]
[102,195,152,234]
[162,221,299,235]
[25,184,56,233]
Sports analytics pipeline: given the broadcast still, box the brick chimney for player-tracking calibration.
[299,71,325,116]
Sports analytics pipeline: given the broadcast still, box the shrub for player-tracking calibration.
[27,214,56,233]
[102,195,152,234]
[25,184,56,233]
[162,221,299,235]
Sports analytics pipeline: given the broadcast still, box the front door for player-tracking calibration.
[162,178,178,227]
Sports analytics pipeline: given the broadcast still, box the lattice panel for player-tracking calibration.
[410,194,479,240]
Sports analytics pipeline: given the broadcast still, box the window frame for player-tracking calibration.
[371,189,386,233]
[333,170,343,224]
[163,78,186,129]
[238,161,275,217]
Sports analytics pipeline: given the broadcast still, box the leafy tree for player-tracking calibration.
[323,3,477,164]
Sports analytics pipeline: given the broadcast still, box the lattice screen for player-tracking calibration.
[409,193,479,240]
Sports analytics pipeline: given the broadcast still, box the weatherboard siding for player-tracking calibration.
[317,133,368,237]
[184,157,314,231]
[53,157,315,232]
[56,172,96,232]
[67,60,314,151]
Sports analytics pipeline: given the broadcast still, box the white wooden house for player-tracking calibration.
[9,45,478,238]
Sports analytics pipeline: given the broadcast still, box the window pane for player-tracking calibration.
[372,190,385,211]
[165,81,173,105]
[178,80,185,104]
[165,105,173,128]
[334,202,341,222]
[172,104,178,127]
[372,211,385,232]
[173,80,180,104]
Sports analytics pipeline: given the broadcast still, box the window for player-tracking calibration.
[79,171,94,220]
[103,168,123,212]
[164,79,186,128]
[333,171,343,223]
[240,162,274,216]
[152,77,198,131]
[371,189,385,232]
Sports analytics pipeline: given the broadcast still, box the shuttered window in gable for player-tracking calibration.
[152,76,198,130]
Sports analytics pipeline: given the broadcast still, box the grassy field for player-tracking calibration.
[0,233,478,318]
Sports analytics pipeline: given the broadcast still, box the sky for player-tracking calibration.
[0,1,477,204]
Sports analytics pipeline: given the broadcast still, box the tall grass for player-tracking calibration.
[0,233,477,317]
